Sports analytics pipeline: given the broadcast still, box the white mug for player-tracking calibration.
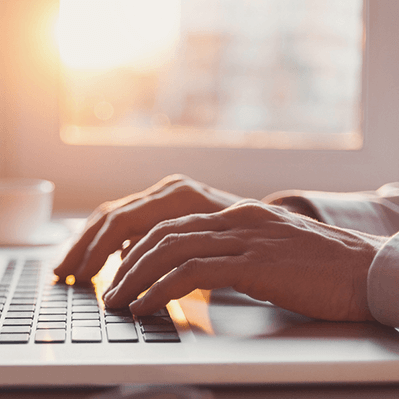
[0,178,54,245]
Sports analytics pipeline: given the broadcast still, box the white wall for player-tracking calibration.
[2,0,399,212]
[0,0,7,177]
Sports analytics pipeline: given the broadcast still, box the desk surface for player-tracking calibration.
[3,384,399,399]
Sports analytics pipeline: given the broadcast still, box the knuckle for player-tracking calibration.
[179,258,201,280]
[169,173,190,183]
[154,219,174,232]
[88,202,113,225]
[230,202,260,218]
[156,176,205,207]
[149,281,165,297]
[93,200,116,216]
[94,201,111,214]
[234,198,260,207]
[161,174,190,187]
[157,233,181,249]
[171,181,196,196]
[149,219,174,240]
[167,176,201,196]
[229,201,277,224]
[105,210,125,230]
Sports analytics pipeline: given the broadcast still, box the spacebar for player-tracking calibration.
[106,323,138,342]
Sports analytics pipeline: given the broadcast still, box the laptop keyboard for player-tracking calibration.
[0,259,180,344]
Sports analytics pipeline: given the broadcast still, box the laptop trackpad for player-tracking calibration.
[178,287,397,340]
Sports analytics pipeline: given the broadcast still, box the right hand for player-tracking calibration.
[53,174,243,282]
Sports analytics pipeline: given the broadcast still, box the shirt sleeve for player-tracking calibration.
[263,183,399,327]
[263,183,399,236]
[368,232,399,327]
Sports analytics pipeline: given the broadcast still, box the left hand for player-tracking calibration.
[53,174,242,282]
[103,200,387,322]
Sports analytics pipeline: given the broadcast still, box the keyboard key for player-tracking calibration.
[72,320,100,328]
[3,319,33,326]
[105,315,134,324]
[40,301,67,308]
[72,305,99,313]
[0,333,30,344]
[6,259,17,268]
[43,287,68,294]
[72,286,96,293]
[43,287,68,295]
[71,291,96,299]
[12,292,38,298]
[39,308,67,315]
[24,259,41,267]
[45,282,68,289]
[143,332,180,343]
[104,308,131,316]
[19,271,40,275]
[72,327,102,343]
[72,313,99,320]
[106,323,138,342]
[72,299,98,306]
[18,277,39,283]
[41,295,67,301]
[10,298,36,305]
[36,322,66,329]
[8,305,35,312]
[150,308,170,317]
[140,324,177,333]
[5,311,34,319]
[38,314,67,322]
[1,326,31,334]
[35,329,66,343]
[138,316,174,325]
[21,270,41,275]
[72,293,97,300]
[16,284,39,290]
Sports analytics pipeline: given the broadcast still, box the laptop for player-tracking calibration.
[0,218,399,387]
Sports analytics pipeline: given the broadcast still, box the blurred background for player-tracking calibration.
[58,0,363,148]
[1,0,399,212]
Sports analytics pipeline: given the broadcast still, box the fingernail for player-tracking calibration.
[102,284,113,299]
[129,299,142,314]
[103,289,116,305]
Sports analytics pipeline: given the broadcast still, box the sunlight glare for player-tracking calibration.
[57,0,181,70]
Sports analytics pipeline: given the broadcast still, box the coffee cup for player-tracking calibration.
[0,178,54,245]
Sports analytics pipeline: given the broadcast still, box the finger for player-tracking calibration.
[103,230,243,309]
[119,233,146,260]
[120,242,133,260]
[53,210,108,280]
[102,174,192,211]
[103,212,228,298]
[73,177,219,282]
[128,256,241,315]
[73,212,135,282]
[54,175,194,280]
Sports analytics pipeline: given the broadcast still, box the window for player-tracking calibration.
[58,0,363,150]
[3,0,399,212]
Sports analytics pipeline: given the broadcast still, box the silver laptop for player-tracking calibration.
[0,223,399,387]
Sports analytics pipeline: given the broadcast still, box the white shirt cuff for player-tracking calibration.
[368,232,399,326]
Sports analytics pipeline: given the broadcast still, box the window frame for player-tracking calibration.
[2,0,399,212]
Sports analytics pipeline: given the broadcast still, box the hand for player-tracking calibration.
[102,200,387,322]
[53,174,243,282]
